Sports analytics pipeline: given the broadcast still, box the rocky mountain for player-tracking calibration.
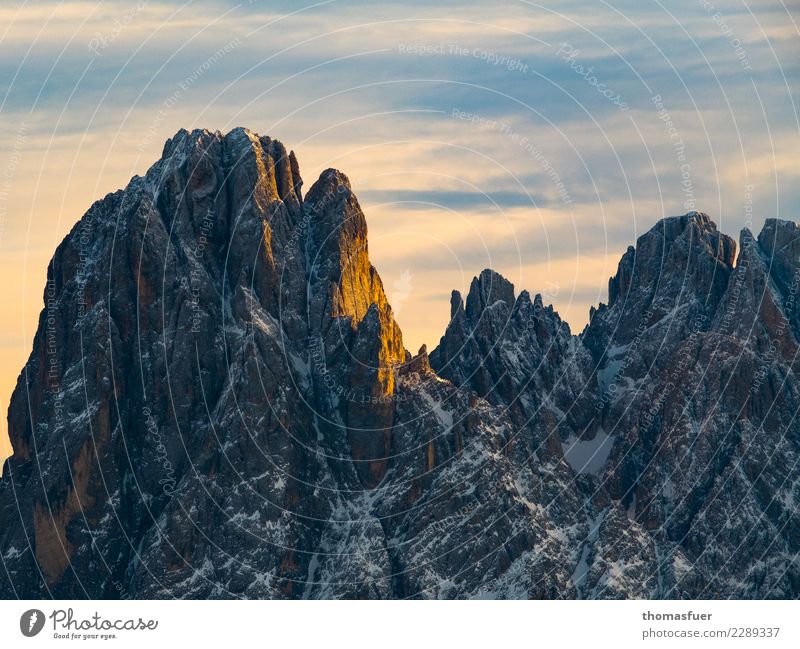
[1,127,798,599]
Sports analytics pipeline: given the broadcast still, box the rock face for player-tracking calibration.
[1,129,798,599]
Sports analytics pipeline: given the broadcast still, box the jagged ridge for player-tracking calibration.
[1,129,798,599]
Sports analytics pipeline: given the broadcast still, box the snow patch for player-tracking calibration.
[562,428,615,475]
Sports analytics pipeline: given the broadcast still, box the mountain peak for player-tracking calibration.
[641,211,726,248]
[465,268,516,321]
[758,217,800,255]
[316,167,352,189]
[3,128,799,600]
[157,127,303,210]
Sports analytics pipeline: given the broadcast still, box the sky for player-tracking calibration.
[0,0,798,464]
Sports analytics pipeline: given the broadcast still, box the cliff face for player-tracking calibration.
[1,128,798,599]
[0,429,10,477]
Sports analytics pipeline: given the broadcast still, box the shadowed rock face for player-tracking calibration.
[1,129,798,599]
